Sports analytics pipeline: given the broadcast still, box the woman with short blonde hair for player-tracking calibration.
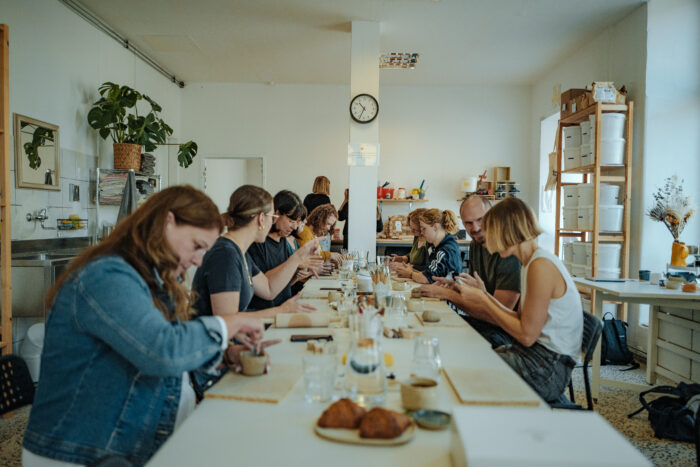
[395,208,462,283]
[455,198,583,402]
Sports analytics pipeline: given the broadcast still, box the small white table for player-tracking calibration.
[573,278,700,398]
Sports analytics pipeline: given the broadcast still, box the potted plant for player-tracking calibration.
[87,82,198,170]
[647,176,696,266]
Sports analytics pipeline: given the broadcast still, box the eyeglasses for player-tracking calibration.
[264,213,280,222]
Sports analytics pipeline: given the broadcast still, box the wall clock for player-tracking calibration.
[350,93,379,124]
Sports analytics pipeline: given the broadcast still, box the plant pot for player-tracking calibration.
[113,143,142,171]
[671,241,689,267]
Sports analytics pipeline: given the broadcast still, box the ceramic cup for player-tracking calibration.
[649,272,662,285]
[328,291,342,303]
[240,351,266,376]
[400,376,439,411]
[638,270,650,282]
[407,299,424,313]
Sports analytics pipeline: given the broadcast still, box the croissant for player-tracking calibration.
[359,407,412,439]
[317,398,366,429]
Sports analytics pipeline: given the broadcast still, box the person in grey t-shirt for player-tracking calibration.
[419,196,521,347]
[192,185,319,321]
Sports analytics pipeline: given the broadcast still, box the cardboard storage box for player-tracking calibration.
[560,88,587,117]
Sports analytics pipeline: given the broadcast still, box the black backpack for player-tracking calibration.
[628,382,700,443]
[600,312,635,365]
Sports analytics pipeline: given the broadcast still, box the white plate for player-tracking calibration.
[314,420,415,446]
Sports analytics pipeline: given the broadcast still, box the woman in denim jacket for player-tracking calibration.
[23,186,266,466]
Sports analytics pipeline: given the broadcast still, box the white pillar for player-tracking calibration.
[348,21,379,259]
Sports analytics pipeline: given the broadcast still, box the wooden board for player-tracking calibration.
[443,367,541,407]
[205,364,302,404]
[314,420,415,446]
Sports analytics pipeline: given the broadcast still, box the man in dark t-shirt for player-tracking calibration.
[420,196,521,347]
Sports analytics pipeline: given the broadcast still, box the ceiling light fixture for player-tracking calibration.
[379,53,419,69]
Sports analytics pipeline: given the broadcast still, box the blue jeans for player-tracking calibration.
[495,341,575,402]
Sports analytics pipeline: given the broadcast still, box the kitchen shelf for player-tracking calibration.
[377,198,428,203]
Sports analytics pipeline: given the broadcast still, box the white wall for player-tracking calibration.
[642,0,700,269]
[3,0,182,240]
[179,83,534,231]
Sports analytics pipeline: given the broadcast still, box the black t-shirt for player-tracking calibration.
[248,235,293,310]
[422,234,463,283]
[303,193,331,216]
[469,241,521,295]
[191,237,261,317]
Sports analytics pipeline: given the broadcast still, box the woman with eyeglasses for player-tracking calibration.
[192,185,319,321]
[248,190,325,310]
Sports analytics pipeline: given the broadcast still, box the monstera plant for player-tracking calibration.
[21,122,54,169]
[87,82,197,168]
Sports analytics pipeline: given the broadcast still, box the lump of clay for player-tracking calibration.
[422,309,441,323]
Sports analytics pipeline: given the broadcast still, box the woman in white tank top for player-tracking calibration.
[454,198,583,402]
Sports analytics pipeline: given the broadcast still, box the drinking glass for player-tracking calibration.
[385,294,407,329]
[410,336,442,380]
[344,309,386,407]
[303,353,337,403]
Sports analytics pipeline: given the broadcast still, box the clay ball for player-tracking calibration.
[422,309,441,323]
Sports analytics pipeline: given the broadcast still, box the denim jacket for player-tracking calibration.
[23,256,227,466]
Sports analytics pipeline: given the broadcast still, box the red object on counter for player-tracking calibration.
[377,187,384,199]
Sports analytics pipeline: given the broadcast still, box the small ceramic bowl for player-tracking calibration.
[400,376,439,411]
[412,410,451,430]
[240,351,266,376]
[666,278,683,290]
[407,299,424,313]
[392,281,411,292]
[328,291,342,303]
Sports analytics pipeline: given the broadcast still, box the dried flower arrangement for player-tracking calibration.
[647,176,695,241]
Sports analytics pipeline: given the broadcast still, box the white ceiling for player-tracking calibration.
[77,0,645,86]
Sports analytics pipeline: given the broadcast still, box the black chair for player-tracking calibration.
[0,354,36,415]
[551,311,603,410]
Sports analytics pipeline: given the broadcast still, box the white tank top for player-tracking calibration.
[521,248,583,360]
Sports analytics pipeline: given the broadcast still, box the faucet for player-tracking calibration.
[26,208,55,230]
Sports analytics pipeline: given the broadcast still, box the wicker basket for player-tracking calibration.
[113,143,142,170]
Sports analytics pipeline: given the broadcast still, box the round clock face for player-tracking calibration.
[350,94,379,123]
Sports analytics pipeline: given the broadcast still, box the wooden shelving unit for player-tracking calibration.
[554,101,634,318]
[0,25,12,355]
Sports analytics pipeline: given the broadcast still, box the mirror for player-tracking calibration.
[14,113,60,190]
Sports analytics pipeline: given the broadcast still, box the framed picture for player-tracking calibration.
[14,113,60,190]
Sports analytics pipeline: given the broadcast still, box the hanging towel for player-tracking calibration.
[117,171,138,223]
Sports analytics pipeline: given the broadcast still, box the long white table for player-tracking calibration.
[574,278,700,398]
[147,279,542,466]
